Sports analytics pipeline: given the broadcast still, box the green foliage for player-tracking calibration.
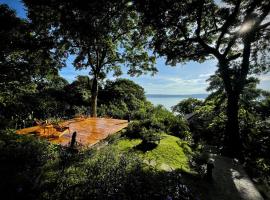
[98,78,151,119]
[0,74,70,129]
[24,0,157,116]
[140,105,190,138]
[137,128,162,151]
[0,4,61,86]
[0,130,59,199]
[64,75,91,106]
[0,130,195,200]
[114,134,193,172]
[0,4,65,129]
[98,101,129,119]
[186,83,270,184]
[41,146,194,200]
[172,98,203,115]
[1,73,93,129]
[101,78,146,103]
[136,0,270,157]
[187,76,270,148]
[256,93,270,119]
[124,104,191,156]
[151,106,190,137]
[241,119,270,182]
[189,100,226,145]
[126,116,190,141]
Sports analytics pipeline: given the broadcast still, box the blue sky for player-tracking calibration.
[2,0,270,94]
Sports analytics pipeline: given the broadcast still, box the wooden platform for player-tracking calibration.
[16,117,128,147]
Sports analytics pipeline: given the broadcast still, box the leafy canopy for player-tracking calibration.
[24,0,157,78]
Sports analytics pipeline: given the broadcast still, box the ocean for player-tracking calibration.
[146,94,208,111]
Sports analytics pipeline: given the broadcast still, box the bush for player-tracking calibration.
[0,130,59,200]
[243,120,270,182]
[40,147,195,200]
[125,105,190,141]
[98,102,129,119]
[98,78,151,120]
[0,131,195,200]
[137,128,162,151]
[125,119,164,139]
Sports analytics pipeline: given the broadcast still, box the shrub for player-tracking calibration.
[125,107,190,141]
[0,131,195,200]
[40,147,195,200]
[125,119,164,139]
[98,102,129,119]
[137,128,162,151]
[0,130,59,200]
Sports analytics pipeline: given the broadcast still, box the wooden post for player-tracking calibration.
[207,158,215,180]
[70,131,77,148]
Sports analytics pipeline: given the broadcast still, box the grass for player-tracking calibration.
[112,133,192,172]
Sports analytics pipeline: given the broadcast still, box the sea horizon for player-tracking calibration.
[146,93,208,110]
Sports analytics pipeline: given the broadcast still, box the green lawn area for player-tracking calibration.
[112,133,193,172]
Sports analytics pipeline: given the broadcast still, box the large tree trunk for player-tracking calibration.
[90,75,98,117]
[224,92,242,158]
[219,60,243,158]
[224,35,252,159]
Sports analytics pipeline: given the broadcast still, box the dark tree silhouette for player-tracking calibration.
[0,4,62,126]
[23,0,157,117]
[135,0,270,157]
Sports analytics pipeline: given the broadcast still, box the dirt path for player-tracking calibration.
[208,155,264,200]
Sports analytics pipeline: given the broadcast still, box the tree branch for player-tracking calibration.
[237,39,251,93]
[97,49,107,73]
[256,2,270,27]
[216,0,241,50]
[257,21,270,30]
[227,53,241,61]
[223,34,237,57]
[197,37,222,59]
[245,0,262,17]
[195,0,204,37]
[195,0,222,59]
[87,52,96,74]
[112,29,130,42]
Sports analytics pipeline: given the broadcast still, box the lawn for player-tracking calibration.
[112,133,192,172]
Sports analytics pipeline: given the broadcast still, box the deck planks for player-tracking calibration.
[16,117,128,147]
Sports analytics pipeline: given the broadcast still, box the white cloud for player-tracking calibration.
[258,74,270,81]
[199,73,213,78]
[136,74,209,94]
[257,73,270,91]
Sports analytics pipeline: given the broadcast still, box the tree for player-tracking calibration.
[100,78,146,104]
[172,98,203,115]
[135,0,270,157]
[24,0,157,117]
[97,78,147,118]
[65,75,92,107]
[0,4,62,128]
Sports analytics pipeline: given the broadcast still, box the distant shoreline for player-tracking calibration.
[146,94,208,98]
[146,94,208,110]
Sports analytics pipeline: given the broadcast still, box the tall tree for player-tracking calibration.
[24,0,157,117]
[135,0,270,157]
[0,4,62,127]
[0,4,59,87]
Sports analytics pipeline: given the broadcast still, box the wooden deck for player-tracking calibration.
[16,117,128,147]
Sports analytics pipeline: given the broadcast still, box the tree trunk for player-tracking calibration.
[219,60,243,158]
[224,92,242,158]
[90,75,98,117]
[224,35,252,159]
